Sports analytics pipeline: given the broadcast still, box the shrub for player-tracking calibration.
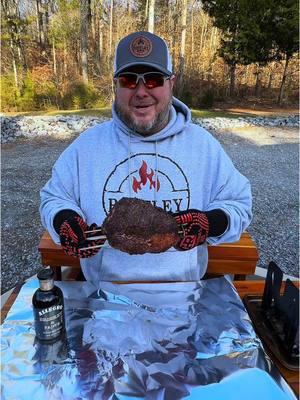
[31,66,60,109]
[1,74,18,111]
[1,72,43,112]
[16,74,37,111]
[199,89,215,109]
[62,81,98,109]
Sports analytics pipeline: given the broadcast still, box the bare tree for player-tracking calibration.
[148,0,155,33]
[80,0,91,83]
[177,0,187,95]
[52,38,57,75]
[278,55,291,105]
[36,0,43,47]
[1,0,299,112]
[2,0,24,94]
[108,0,114,61]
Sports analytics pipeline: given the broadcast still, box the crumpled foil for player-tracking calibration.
[1,276,296,399]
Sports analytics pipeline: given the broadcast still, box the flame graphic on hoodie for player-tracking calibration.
[132,160,160,193]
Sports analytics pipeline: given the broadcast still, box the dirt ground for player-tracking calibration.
[1,137,73,293]
[213,100,299,117]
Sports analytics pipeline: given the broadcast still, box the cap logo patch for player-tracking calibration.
[130,36,152,58]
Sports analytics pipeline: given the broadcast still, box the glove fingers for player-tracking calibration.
[74,216,88,244]
[88,223,102,232]
[62,240,102,258]
[59,217,102,258]
[175,235,198,251]
[85,223,106,246]
[173,210,209,251]
[77,247,100,258]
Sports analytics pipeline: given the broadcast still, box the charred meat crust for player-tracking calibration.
[102,197,180,254]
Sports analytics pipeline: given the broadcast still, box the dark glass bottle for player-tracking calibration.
[32,268,65,342]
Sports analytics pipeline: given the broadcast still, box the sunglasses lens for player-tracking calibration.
[117,72,168,89]
[144,73,165,88]
[144,73,165,89]
[118,74,137,89]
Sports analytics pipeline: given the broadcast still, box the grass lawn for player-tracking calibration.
[3,107,298,119]
[3,108,113,118]
[191,109,250,119]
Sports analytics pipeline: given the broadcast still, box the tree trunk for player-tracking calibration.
[80,0,91,84]
[168,0,173,51]
[229,64,236,97]
[63,40,67,77]
[243,65,249,85]
[277,54,290,105]
[91,1,96,43]
[43,2,49,46]
[98,21,103,68]
[97,0,103,69]
[35,0,48,49]
[128,0,133,16]
[108,0,114,61]
[10,38,19,96]
[191,1,194,70]
[52,39,57,75]
[209,27,218,58]
[268,72,273,89]
[145,0,149,20]
[180,0,187,63]
[255,69,261,97]
[148,0,155,33]
[177,0,187,96]
[36,0,43,47]
[200,12,208,53]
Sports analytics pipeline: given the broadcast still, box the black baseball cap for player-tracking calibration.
[114,31,173,77]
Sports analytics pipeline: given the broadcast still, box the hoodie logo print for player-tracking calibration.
[102,153,190,215]
[132,160,160,193]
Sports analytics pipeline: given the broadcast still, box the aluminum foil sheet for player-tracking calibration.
[1,277,297,399]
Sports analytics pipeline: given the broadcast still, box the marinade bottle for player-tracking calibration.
[32,268,65,342]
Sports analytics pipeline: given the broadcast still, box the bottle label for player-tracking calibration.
[38,304,63,316]
[34,305,65,340]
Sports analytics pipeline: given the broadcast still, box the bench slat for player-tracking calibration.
[38,231,259,278]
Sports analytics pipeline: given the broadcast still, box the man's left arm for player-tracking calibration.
[204,152,252,245]
[174,145,252,250]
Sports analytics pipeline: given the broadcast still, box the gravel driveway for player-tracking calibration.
[1,125,299,294]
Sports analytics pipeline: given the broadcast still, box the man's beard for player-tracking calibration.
[115,100,172,136]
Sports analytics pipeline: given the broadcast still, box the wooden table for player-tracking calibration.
[234,280,299,396]
[2,279,299,395]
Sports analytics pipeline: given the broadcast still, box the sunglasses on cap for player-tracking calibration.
[116,72,171,89]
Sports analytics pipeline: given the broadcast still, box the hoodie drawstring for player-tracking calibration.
[128,132,132,198]
[155,141,158,204]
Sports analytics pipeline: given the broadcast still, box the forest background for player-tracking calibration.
[1,0,299,113]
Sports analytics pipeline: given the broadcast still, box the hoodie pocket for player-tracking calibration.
[100,246,198,282]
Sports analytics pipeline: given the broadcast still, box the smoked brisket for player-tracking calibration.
[102,197,180,254]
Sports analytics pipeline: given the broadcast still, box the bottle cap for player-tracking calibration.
[37,268,54,281]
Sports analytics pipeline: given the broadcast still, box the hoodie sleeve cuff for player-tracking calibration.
[53,209,81,234]
[205,209,228,238]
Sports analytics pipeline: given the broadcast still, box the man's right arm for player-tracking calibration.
[39,144,85,245]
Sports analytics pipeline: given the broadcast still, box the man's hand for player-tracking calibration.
[55,212,105,258]
[173,210,209,251]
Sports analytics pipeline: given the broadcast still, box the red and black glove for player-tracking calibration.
[173,210,209,251]
[53,210,105,258]
[173,209,228,251]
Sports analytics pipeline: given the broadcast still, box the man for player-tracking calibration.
[40,31,252,283]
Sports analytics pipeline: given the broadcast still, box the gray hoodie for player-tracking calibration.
[40,97,252,283]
